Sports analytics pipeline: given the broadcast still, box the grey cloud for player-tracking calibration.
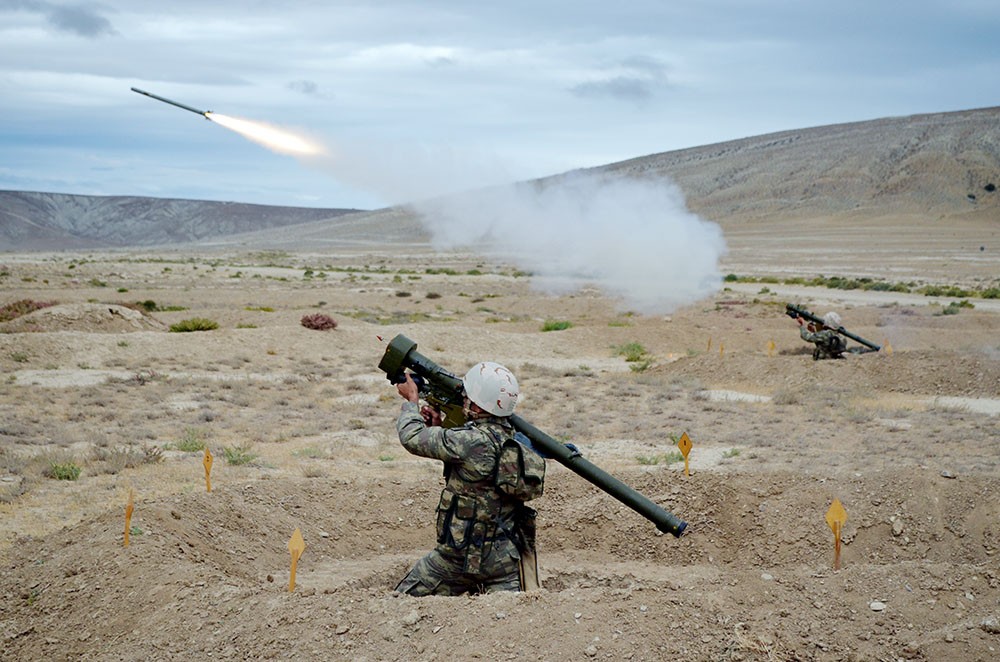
[570,55,672,102]
[4,0,116,37]
[571,76,654,101]
[287,80,320,96]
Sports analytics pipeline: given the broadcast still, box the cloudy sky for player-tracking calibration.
[2,0,998,210]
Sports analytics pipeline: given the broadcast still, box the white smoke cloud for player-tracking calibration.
[411,172,726,315]
[302,139,725,315]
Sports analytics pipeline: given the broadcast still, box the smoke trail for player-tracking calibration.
[300,138,725,314]
[411,171,727,315]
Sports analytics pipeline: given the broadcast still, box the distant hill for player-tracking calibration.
[598,106,1000,224]
[0,191,363,251]
[2,106,998,252]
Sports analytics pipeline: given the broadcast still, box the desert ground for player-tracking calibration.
[1,227,999,661]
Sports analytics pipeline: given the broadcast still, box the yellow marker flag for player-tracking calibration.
[203,447,214,493]
[124,488,135,547]
[719,343,724,358]
[825,499,848,570]
[288,527,306,592]
[707,337,712,352]
[767,340,775,357]
[677,432,693,477]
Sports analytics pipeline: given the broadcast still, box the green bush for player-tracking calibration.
[172,428,206,452]
[46,462,81,481]
[169,318,219,332]
[614,342,648,362]
[541,320,573,332]
[222,443,258,466]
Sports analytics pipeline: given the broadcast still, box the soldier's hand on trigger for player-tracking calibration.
[420,405,443,427]
[396,373,420,403]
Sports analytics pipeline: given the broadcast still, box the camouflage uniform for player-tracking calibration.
[394,401,524,596]
[800,326,846,360]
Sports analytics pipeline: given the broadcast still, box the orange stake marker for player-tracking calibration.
[203,447,214,493]
[124,488,135,547]
[677,432,693,477]
[288,527,306,592]
[825,499,848,570]
[707,337,712,352]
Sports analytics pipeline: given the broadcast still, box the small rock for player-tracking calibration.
[319,531,329,538]
[945,633,955,643]
[982,616,1000,634]
[892,520,905,537]
[940,470,957,479]
[761,573,774,581]
[495,611,507,620]
[401,610,420,626]
[335,625,350,635]
[870,601,887,612]
[574,612,582,620]
[584,645,598,657]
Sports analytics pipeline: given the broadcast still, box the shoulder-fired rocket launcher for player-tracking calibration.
[378,334,688,537]
[785,303,881,351]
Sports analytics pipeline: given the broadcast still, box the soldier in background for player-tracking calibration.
[796,311,847,360]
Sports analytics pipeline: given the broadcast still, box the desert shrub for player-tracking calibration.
[300,313,338,330]
[542,320,573,332]
[425,292,442,300]
[981,287,1000,299]
[169,318,219,332]
[614,342,648,362]
[45,461,81,481]
[940,301,973,316]
[395,291,411,297]
[0,299,56,323]
[629,360,653,373]
[90,444,163,474]
[222,442,258,466]
[172,428,206,452]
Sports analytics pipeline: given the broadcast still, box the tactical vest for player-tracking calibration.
[436,420,544,574]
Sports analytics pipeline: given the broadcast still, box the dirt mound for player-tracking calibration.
[0,303,166,333]
[658,349,1000,399]
[2,470,998,661]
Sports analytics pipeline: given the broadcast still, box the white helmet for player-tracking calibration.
[463,362,519,417]
[823,312,842,329]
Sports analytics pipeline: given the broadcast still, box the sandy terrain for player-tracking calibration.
[1,237,999,661]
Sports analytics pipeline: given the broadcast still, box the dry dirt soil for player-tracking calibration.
[1,235,999,661]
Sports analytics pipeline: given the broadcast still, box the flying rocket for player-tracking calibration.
[131,87,212,119]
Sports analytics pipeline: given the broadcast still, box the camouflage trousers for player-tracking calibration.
[395,537,522,596]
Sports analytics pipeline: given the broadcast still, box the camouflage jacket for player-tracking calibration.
[800,326,846,359]
[396,402,521,570]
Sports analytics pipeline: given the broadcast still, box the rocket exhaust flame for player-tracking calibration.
[206,114,326,157]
